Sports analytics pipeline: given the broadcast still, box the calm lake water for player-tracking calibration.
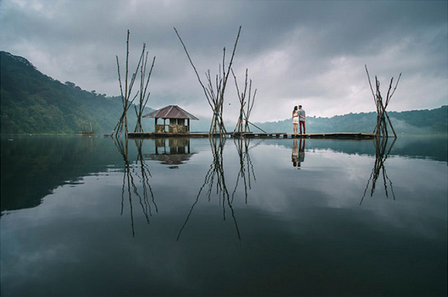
[1,135,447,297]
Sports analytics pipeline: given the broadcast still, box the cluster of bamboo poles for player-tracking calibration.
[361,66,401,203]
[112,31,401,139]
[112,30,156,138]
[360,137,396,204]
[365,65,401,138]
[113,27,258,138]
[177,137,256,241]
[174,26,260,137]
[232,68,257,134]
[114,137,157,237]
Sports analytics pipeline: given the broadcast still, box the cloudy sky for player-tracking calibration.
[1,0,446,122]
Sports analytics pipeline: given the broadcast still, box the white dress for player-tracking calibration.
[293,111,299,124]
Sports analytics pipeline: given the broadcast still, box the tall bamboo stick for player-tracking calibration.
[112,30,147,138]
[232,68,257,134]
[174,26,242,137]
[365,65,401,138]
[134,46,156,133]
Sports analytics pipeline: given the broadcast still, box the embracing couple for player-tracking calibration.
[292,105,306,135]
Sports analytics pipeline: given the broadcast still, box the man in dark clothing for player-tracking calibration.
[298,105,306,134]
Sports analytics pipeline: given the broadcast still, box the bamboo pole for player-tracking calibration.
[134,46,156,133]
[112,30,146,138]
[174,26,242,137]
[232,68,258,134]
[365,65,401,139]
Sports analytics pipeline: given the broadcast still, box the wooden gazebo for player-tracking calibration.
[143,105,199,133]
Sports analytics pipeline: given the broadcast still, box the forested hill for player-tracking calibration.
[255,106,448,134]
[1,51,153,134]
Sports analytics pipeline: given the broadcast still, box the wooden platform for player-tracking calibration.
[128,132,376,139]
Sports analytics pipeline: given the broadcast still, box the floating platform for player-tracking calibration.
[128,132,376,140]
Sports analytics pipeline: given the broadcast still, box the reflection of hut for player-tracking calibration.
[143,105,199,133]
[145,138,195,167]
[155,138,191,155]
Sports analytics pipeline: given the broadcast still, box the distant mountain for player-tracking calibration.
[1,51,154,134]
[253,106,448,134]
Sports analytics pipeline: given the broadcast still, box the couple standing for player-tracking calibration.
[292,105,306,135]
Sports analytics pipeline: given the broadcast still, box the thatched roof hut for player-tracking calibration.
[143,105,199,133]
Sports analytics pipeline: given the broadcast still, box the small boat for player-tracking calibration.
[82,122,94,136]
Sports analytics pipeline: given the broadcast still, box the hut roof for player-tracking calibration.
[143,105,199,120]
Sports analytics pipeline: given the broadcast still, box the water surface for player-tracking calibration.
[1,135,447,296]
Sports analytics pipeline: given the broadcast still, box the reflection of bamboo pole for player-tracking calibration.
[114,137,136,236]
[177,138,241,241]
[232,138,247,201]
[113,137,156,236]
[134,139,158,216]
[176,174,207,241]
[360,137,396,205]
[231,138,256,204]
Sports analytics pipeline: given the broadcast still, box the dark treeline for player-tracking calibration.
[1,51,153,134]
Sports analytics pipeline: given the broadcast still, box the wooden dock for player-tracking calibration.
[128,132,376,140]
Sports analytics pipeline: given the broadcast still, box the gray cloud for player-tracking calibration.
[1,0,446,122]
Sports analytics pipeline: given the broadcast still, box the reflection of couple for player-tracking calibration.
[292,139,305,168]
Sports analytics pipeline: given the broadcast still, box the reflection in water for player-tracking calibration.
[360,137,396,205]
[135,138,158,219]
[1,136,113,213]
[146,138,195,168]
[2,136,446,296]
[232,137,256,204]
[177,137,257,241]
[113,137,157,236]
[292,138,305,168]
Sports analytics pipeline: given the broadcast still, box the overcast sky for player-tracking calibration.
[1,0,447,122]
